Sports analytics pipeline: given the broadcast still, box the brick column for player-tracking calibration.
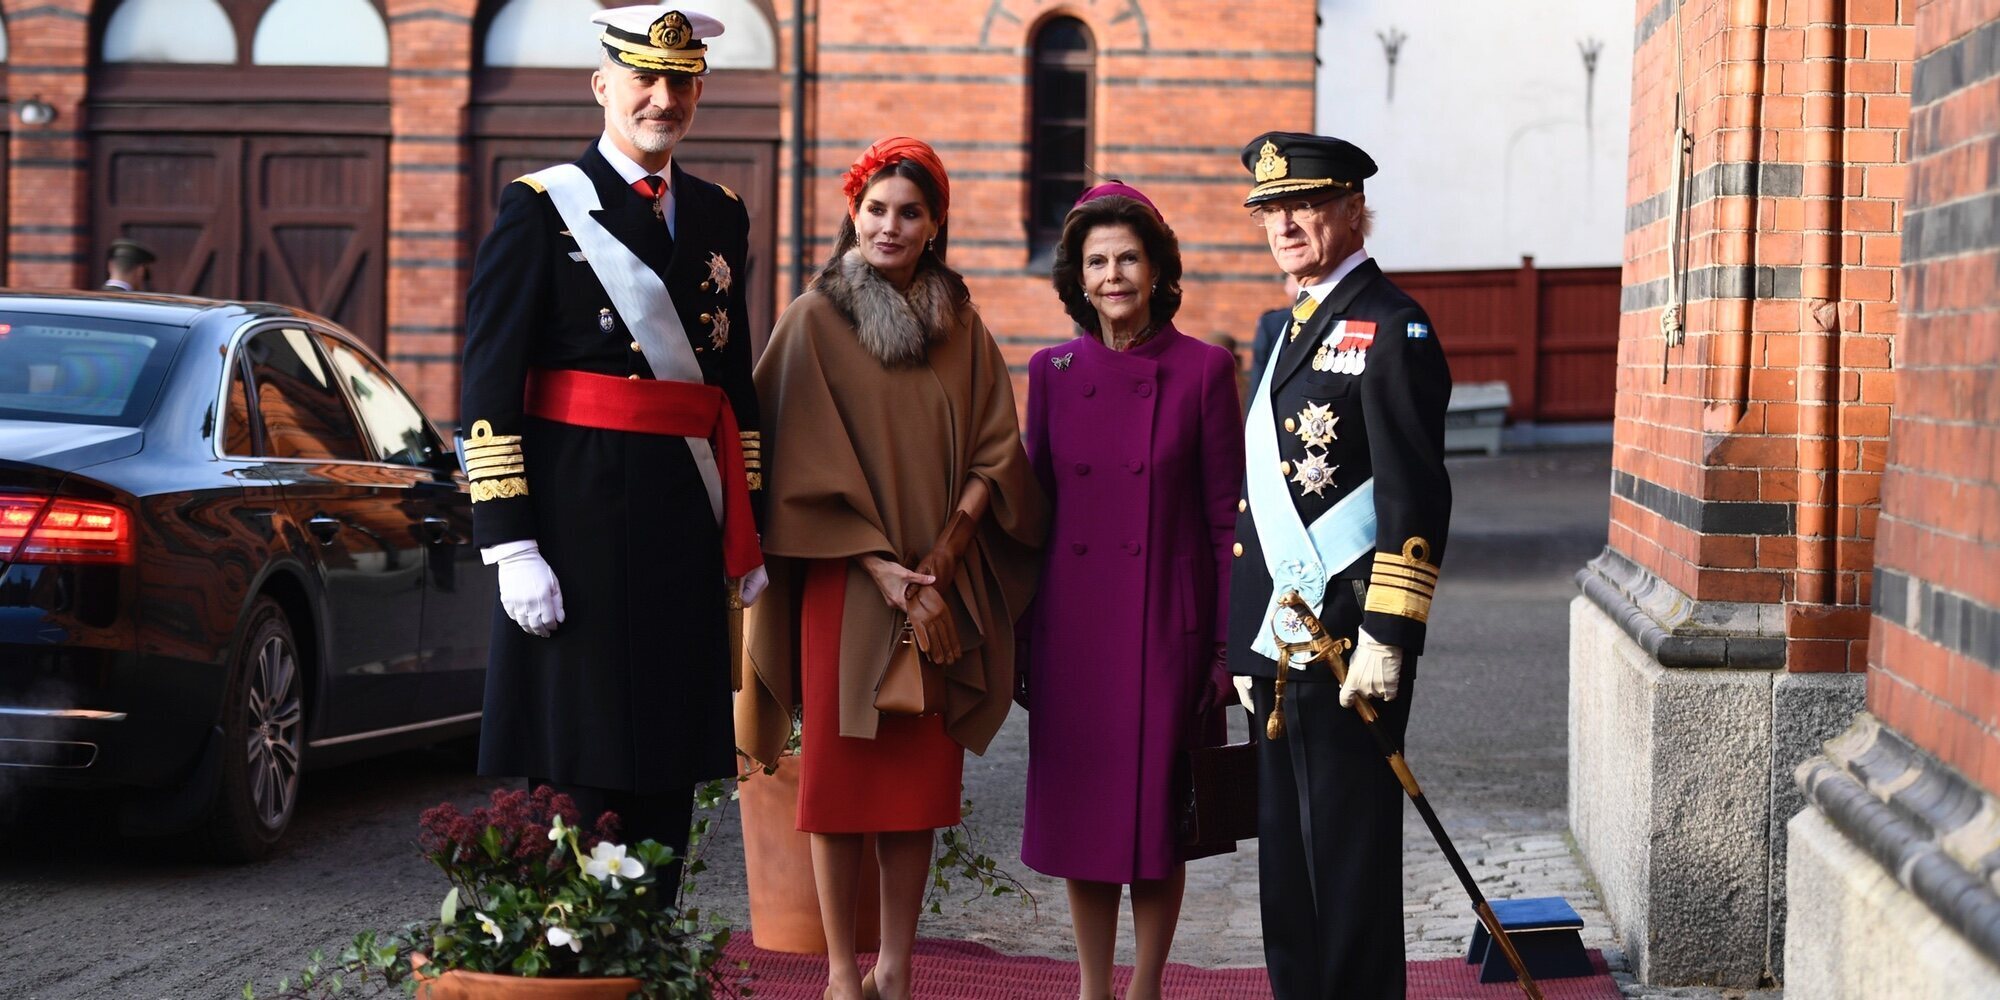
[384,0,476,423]
[1787,4,2000,993]
[4,0,91,288]
[1569,0,1912,985]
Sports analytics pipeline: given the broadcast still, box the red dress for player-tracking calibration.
[795,559,964,833]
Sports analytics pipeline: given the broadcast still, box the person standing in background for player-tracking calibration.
[102,239,155,292]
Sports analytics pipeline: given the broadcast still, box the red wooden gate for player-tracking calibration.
[1388,256,1620,423]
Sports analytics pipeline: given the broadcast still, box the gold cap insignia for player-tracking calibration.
[1255,141,1289,183]
[652,11,690,50]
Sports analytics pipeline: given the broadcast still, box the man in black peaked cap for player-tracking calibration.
[1226,131,1454,998]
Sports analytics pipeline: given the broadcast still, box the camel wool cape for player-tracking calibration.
[737,268,1045,767]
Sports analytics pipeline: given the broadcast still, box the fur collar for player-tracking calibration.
[815,249,957,366]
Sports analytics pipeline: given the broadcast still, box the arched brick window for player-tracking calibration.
[1028,16,1095,257]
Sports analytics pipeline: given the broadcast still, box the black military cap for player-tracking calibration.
[1240,131,1379,206]
[107,238,156,267]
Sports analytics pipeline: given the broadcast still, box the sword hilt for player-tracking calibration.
[1267,591,1356,735]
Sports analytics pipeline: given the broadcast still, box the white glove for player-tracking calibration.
[737,565,769,607]
[1233,675,1255,713]
[496,542,564,638]
[1339,628,1403,708]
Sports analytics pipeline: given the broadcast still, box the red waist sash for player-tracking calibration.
[524,367,761,579]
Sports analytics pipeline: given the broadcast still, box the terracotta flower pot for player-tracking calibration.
[737,753,882,953]
[410,954,642,999]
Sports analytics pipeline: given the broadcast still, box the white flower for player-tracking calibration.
[475,911,503,945]
[582,841,646,888]
[547,815,567,841]
[546,925,583,953]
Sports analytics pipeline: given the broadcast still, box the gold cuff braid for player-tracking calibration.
[1364,536,1439,623]
[472,477,529,503]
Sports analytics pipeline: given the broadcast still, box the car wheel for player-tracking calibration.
[201,596,305,862]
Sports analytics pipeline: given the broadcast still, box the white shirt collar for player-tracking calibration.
[596,133,676,236]
[1300,248,1370,303]
[104,279,134,292]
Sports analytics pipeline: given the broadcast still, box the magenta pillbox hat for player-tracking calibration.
[1073,180,1160,217]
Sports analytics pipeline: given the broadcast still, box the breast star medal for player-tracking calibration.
[1294,402,1338,448]
[1290,451,1336,498]
[710,309,730,351]
[705,251,732,294]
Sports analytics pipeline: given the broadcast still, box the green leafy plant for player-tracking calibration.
[245,785,745,999]
[925,797,1037,917]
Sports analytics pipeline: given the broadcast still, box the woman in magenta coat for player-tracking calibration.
[1018,182,1243,1000]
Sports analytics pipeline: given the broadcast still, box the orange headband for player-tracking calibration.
[842,136,950,223]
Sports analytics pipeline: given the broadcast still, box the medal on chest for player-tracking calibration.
[1311,319,1376,375]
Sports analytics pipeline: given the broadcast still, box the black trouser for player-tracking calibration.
[1251,664,1417,1000]
[532,779,696,904]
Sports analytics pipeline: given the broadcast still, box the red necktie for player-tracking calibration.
[632,175,664,200]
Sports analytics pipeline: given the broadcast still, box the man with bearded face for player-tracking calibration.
[459,3,763,899]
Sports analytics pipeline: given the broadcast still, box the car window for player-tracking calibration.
[222,359,258,456]
[243,328,368,461]
[318,335,445,467]
[0,313,180,426]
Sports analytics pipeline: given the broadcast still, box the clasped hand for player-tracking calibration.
[860,555,962,666]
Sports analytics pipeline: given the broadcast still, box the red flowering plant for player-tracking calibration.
[246,784,739,999]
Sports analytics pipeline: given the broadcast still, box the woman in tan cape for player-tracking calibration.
[739,136,1045,1000]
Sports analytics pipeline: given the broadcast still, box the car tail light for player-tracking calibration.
[0,494,134,565]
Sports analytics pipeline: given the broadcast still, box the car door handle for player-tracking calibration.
[420,516,452,544]
[306,515,343,544]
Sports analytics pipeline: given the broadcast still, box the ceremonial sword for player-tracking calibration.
[1272,590,1545,1000]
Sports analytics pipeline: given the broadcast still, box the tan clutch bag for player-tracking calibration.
[875,615,943,716]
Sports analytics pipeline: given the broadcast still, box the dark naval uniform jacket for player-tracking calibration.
[460,141,761,794]
[1229,255,1452,676]
[1228,255,1451,1000]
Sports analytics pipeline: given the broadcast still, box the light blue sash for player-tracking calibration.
[1242,333,1376,664]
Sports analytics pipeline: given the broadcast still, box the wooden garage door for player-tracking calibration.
[92,134,388,351]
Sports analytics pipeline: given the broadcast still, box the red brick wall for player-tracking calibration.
[1868,0,2000,794]
[383,0,477,420]
[3,0,93,290]
[783,0,1317,393]
[1614,0,1913,672]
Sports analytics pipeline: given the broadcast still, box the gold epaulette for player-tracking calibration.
[464,419,529,502]
[740,429,762,490]
[1364,536,1439,622]
[718,183,740,202]
[514,175,547,194]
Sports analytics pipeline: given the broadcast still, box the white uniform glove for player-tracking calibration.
[736,565,769,607]
[1339,628,1403,708]
[495,542,564,638]
[1233,675,1256,713]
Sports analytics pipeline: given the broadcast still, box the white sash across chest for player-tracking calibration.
[527,164,723,525]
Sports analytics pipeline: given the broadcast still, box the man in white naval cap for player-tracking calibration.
[460,5,765,902]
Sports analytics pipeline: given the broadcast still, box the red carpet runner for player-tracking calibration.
[718,935,1624,998]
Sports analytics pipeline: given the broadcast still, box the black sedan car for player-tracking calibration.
[0,292,493,860]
